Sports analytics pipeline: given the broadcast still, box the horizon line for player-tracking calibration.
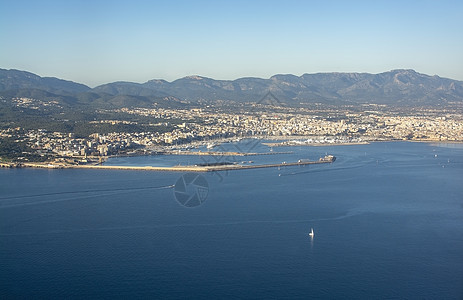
[1,67,459,88]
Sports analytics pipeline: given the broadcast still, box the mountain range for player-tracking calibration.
[1,68,463,108]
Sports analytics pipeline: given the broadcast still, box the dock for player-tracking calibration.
[5,155,335,172]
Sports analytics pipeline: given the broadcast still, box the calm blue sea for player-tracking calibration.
[1,141,462,299]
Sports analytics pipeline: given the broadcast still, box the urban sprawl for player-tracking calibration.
[1,99,462,166]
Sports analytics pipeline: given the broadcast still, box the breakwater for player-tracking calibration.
[3,155,335,172]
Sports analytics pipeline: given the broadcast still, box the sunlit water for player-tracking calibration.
[1,141,462,298]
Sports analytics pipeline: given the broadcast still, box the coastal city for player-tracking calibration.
[3,1,463,298]
[1,99,462,167]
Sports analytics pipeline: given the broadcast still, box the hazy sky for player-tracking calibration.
[1,0,462,87]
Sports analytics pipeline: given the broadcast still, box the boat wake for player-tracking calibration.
[0,210,364,237]
[0,184,175,209]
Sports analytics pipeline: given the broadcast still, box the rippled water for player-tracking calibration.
[1,141,462,298]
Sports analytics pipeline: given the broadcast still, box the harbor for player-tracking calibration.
[1,155,336,172]
[155,150,293,156]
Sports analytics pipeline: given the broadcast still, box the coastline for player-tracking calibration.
[2,139,462,171]
[263,141,370,147]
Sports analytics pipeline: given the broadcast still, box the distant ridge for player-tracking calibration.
[1,68,463,107]
[0,69,90,94]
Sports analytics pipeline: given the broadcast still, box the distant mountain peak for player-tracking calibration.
[146,79,168,84]
[0,68,90,94]
[1,68,462,107]
[390,69,417,73]
[184,75,207,80]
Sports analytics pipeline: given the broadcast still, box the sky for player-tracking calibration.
[1,0,463,87]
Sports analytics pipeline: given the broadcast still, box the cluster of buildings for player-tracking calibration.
[117,106,463,143]
[1,105,462,161]
[10,97,62,110]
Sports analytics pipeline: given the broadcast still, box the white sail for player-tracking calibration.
[308,228,314,237]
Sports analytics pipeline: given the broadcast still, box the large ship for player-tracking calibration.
[319,155,336,162]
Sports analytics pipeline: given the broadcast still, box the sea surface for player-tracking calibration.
[1,141,462,299]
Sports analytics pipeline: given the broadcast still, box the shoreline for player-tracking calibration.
[2,139,462,171]
[263,141,370,147]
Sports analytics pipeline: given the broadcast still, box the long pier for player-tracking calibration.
[1,156,335,172]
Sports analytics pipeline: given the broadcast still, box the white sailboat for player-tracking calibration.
[308,228,314,237]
